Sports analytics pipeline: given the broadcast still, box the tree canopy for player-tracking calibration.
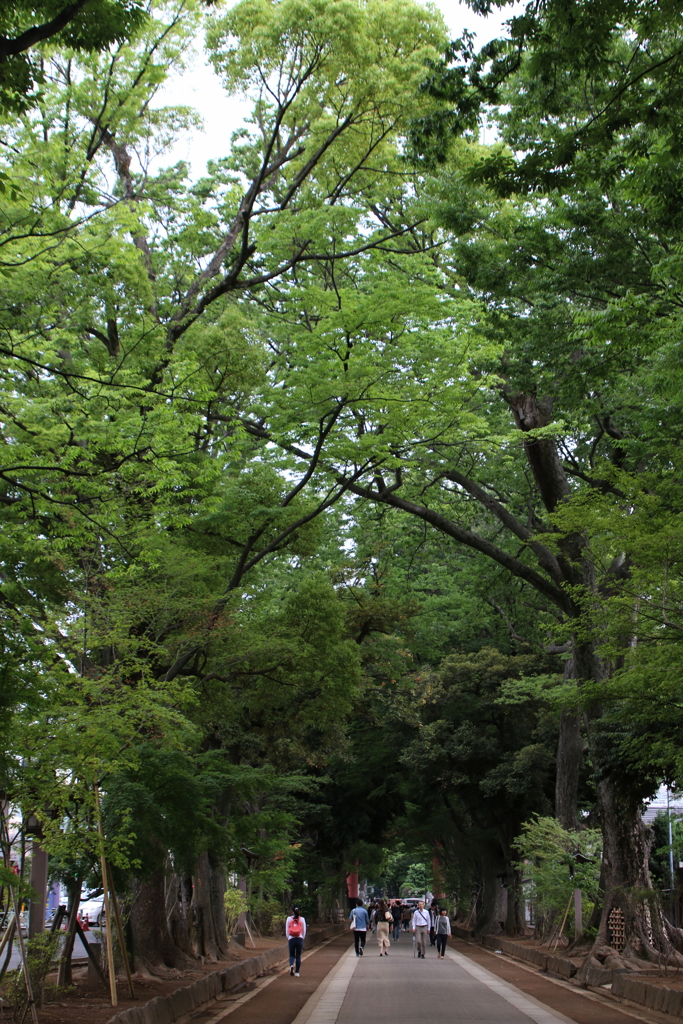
[1,0,682,980]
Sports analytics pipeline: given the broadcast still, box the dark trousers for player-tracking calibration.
[288,937,304,971]
[430,925,436,945]
[436,934,448,956]
[353,929,367,954]
[392,922,400,940]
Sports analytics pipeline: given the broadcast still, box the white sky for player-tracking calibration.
[155,0,518,177]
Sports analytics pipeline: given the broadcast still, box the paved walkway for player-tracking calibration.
[193,931,653,1024]
[296,938,576,1024]
[140,933,655,1024]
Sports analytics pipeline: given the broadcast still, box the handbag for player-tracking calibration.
[349,915,356,930]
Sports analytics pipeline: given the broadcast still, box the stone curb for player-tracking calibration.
[612,972,683,1018]
[480,934,555,972]
[470,932,683,1018]
[106,924,343,1024]
[479,934,618,983]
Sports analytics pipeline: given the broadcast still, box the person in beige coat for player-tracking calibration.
[376,899,391,955]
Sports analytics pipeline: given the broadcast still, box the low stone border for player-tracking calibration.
[612,973,683,1017]
[480,934,619,983]
[106,924,343,1024]
[480,935,558,972]
[475,933,683,1018]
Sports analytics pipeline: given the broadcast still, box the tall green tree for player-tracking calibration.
[239,18,683,949]
[1,0,451,965]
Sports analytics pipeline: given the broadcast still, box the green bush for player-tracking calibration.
[224,886,248,935]
[249,896,286,936]
[4,931,62,1021]
[514,816,601,938]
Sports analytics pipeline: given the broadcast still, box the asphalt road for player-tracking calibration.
[5,930,99,971]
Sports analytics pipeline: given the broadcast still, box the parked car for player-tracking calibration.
[78,895,105,927]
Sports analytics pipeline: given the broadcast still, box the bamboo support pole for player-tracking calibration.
[0,919,16,985]
[10,886,39,1024]
[0,915,15,958]
[108,871,135,998]
[94,784,117,1007]
[551,891,575,952]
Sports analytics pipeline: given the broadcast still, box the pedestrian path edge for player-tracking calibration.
[291,945,359,1024]
[445,947,578,1024]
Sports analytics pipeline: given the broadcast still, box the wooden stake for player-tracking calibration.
[0,919,16,985]
[10,886,39,1024]
[94,783,117,1007]
[244,916,256,949]
[0,915,15,959]
[108,870,135,998]
[551,891,575,952]
[74,917,108,988]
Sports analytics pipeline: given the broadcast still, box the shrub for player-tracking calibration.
[4,931,62,1021]
[514,815,601,939]
[224,886,248,935]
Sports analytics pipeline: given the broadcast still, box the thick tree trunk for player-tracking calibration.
[57,875,81,987]
[165,871,194,959]
[505,393,571,512]
[504,864,527,936]
[507,401,671,958]
[211,863,229,952]
[189,852,227,960]
[130,871,186,973]
[555,703,583,830]
[474,842,508,936]
[593,776,653,945]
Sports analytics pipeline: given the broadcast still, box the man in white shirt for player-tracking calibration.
[412,901,430,958]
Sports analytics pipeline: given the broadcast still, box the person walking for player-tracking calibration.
[429,902,439,946]
[401,903,411,931]
[286,907,306,977]
[349,899,370,957]
[376,900,391,956]
[391,901,402,942]
[434,908,451,958]
[412,900,430,958]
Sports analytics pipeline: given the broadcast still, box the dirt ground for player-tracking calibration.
[8,934,292,1024]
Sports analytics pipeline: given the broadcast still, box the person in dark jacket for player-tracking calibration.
[349,899,370,956]
[391,901,402,941]
[429,902,439,945]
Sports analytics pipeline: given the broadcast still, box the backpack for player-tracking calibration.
[289,917,303,937]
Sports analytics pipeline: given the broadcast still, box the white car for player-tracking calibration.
[78,895,105,927]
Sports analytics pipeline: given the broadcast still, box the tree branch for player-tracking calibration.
[341,478,572,613]
[0,0,91,58]
[443,468,565,585]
